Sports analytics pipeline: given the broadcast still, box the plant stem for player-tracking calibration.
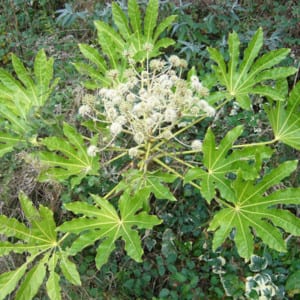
[155,151,195,169]
[153,157,202,191]
[104,152,128,165]
[151,115,206,153]
[104,184,120,200]
[232,138,277,148]
[58,233,70,245]
[143,142,152,173]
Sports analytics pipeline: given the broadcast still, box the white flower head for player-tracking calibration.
[204,105,216,117]
[198,99,209,110]
[87,145,98,157]
[199,86,209,97]
[164,108,178,123]
[145,117,155,130]
[82,94,95,105]
[132,103,145,117]
[128,147,139,158]
[161,130,173,140]
[169,55,181,67]
[78,104,92,117]
[191,140,203,151]
[115,115,127,126]
[150,59,165,71]
[126,93,136,103]
[179,59,188,68]
[110,122,123,136]
[133,132,145,145]
[106,107,118,121]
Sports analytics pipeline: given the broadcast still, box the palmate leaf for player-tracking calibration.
[208,28,297,109]
[0,50,59,157]
[0,193,81,300]
[266,81,300,150]
[36,122,100,187]
[184,126,273,203]
[209,160,300,260]
[58,189,162,269]
[77,0,176,89]
[0,50,59,114]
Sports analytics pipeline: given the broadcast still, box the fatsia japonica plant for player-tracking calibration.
[0,0,300,298]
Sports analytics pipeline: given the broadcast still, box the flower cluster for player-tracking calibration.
[79,56,214,148]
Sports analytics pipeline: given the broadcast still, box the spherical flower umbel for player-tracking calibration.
[110,122,123,136]
[191,140,203,151]
[204,105,216,117]
[93,55,212,148]
[169,55,181,67]
[133,132,145,145]
[87,145,98,157]
[128,147,139,158]
[164,108,178,123]
[78,104,92,117]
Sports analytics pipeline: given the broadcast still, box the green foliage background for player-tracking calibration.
[0,0,299,299]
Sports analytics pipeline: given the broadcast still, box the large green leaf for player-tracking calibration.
[0,193,81,299]
[77,0,176,89]
[184,126,273,202]
[37,122,100,187]
[208,160,300,259]
[58,189,162,269]
[0,50,59,157]
[266,81,300,150]
[208,28,297,109]
[0,49,59,111]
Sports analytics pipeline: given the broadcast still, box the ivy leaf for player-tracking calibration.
[116,170,177,201]
[266,81,300,150]
[37,122,100,187]
[208,28,297,109]
[58,189,162,269]
[184,126,273,203]
[209,160,300,260]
